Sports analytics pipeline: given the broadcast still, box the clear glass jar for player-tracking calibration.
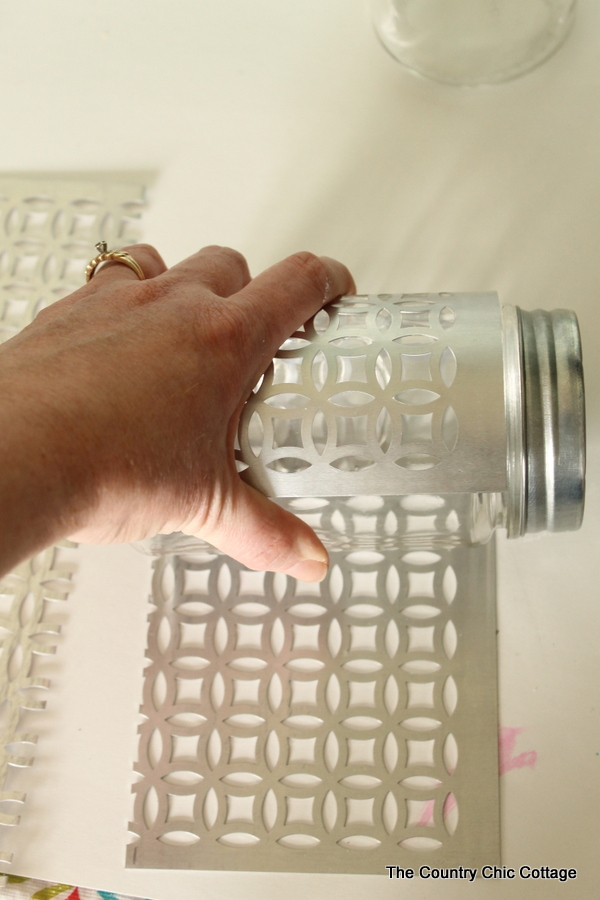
[370,0,577,85]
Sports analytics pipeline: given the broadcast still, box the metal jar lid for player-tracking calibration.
[504,306,585,536]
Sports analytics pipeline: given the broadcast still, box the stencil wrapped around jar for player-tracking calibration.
[238,293,507,498]
[140,291,584,557]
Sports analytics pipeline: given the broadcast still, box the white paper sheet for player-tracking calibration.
[0,1,598,896]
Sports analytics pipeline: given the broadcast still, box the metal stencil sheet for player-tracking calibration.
[128,498,500,873]
[0,172,146,343]
[0,547,75,864]
[0,172,148,863]
[239,293,507,496]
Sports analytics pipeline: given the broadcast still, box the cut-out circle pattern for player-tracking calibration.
[0,174,145,345]
[237,293,508,497]
[239,295,460,485]
[129,497,500,872]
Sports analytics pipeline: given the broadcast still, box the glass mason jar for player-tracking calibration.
[138,293,585,559]
[369,0,577,85]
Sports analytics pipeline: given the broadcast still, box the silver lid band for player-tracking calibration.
[517,307,585,534]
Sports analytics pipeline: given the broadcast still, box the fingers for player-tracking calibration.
[88,243,168,284]
[234,252,356,365]
[162,245,251,297]
[198,482,329,582]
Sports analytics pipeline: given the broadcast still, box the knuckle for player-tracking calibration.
[203,245,249,274]
[123,242,162,263]
[222,246,248,268]
[286,251,328,296]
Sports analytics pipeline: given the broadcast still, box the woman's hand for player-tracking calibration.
[0,244,355,579]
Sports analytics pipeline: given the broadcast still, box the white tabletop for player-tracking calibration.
[1,1,599,897]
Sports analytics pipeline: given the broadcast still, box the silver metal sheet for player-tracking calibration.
[0,171,146,343]
[0,171,147,865]
[239,293,507,496]
[0,547,76,865]
[128,498,500,873]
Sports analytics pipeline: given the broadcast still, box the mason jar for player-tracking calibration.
[139,293,585,558]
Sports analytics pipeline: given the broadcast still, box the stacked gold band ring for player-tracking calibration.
[85,241,145,282]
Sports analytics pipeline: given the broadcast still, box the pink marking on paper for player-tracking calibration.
[417,798,435,826]
[498,726,537,775]
[442,792,457,818]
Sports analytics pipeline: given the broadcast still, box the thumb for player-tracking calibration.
[198,482,329,582]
